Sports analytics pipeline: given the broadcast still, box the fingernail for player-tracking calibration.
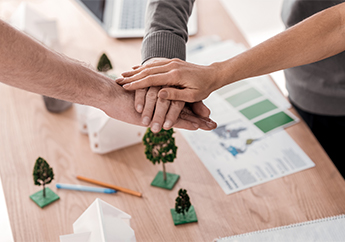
[151,123,161,133]
[115,77,124,83]
[192,123,199,129]
[206,121,217,128]
[159,90,168,99]
[122,72,131,77]
[163,120,172,129]
[123,83,131,89]
[136,104,143,113]
[142,116,150,126]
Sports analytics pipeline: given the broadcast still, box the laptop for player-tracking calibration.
[73,0,198,38]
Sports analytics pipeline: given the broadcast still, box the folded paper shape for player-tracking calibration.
[75,104,146,154]
[10,2,61,51]
[60,198,136,242]
[10,2,73,113]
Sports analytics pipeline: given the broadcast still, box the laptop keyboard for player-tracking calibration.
[120,0,147,30]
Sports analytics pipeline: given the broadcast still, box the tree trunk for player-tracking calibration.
[162,163,166,181]
[43,183,46,197]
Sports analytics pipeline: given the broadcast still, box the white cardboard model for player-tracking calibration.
[75,104,146,154]
[10,2,61,51]
[60,198,136,242]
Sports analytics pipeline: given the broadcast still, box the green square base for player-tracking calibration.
[30,187,60,208]
[170,205,198,225]
[151,171,179,190]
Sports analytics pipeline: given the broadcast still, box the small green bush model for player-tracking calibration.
[175,189,191,216]
[97,53,113,72]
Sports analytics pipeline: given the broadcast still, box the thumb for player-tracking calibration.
[158,88,196,102]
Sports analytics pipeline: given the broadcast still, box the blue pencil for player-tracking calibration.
[56,183,117,194]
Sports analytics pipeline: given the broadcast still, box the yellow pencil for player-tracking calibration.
[76,175,142,197]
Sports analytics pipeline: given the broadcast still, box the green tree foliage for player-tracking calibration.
[33,157,54,197]
[175,189,191,216]
[97,53,113,72]
[142,128,177,180]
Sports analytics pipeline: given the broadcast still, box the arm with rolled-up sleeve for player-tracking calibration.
[141,0,195,63]
[134,0,216,133]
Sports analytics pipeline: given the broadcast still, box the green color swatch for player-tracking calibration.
[226,87,262,107]
[170,206,198,225]
[240,99,277,120]
[151,171,180,190]
[217,80,248,95]
[30,187,60,208]
[254,111,294,133]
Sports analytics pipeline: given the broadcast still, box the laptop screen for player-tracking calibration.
[79,0,106,22]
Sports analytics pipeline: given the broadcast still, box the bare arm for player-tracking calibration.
[0,19,106,107]
[117,2,345,102]
[0,19,212,130]
[216,1,345,89]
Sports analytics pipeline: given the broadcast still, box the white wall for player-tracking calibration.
[220,0,288,96]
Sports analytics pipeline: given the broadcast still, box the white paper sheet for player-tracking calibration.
[182,37,314,194]
[216,214,345,242]
[180,128,315,195]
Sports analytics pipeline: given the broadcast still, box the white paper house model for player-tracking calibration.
[10,2,61,51]
[60,198,136,242]
[75,104,146,154]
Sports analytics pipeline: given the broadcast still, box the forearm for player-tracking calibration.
[0,19,114,110]
[141,0,194,62]
[215,2,345,88]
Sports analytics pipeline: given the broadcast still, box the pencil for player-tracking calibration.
[56,183,117,194]
[76,175,142,197]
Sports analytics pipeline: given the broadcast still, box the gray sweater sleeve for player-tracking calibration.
[141,0,195,63]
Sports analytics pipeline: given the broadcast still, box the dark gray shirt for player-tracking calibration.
[142,0,345,115]
[142,0,194,63]
[282,0,345,115]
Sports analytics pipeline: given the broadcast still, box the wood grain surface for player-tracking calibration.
[1,0,345,241]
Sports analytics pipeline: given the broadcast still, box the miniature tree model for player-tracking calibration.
[33,157,54,197]
[97,53,113,72]
[175,188,191,215]
[143,128,179,190]
[97,53,117,80]
[170,189,198,225]
[30,157,59,208]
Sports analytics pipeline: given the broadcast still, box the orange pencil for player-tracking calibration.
[76,175,142,197]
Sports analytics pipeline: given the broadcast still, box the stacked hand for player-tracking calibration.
[116,58,222,103]
[116,58,218,133]
[100,84,216,132]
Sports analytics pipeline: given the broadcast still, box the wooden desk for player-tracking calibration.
[1,0,345,241]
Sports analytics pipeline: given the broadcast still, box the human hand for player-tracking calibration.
[116,58,221,103]
[126,58,217,133]
[98,80,217,132]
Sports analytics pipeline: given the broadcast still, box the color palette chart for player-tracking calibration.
[216,80,298,134]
